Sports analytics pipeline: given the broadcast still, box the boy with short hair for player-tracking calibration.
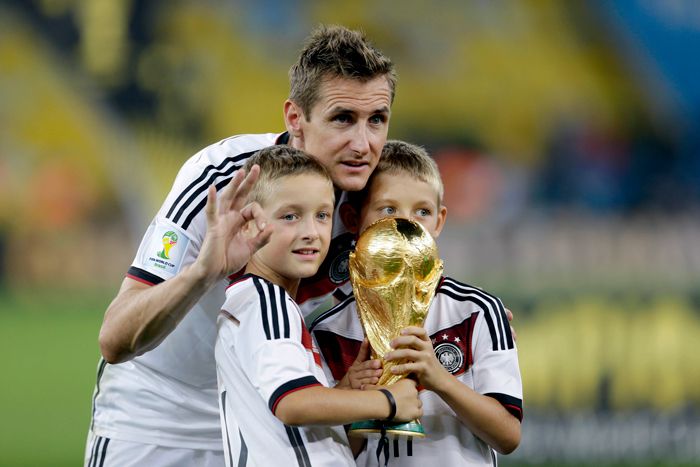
[215,145,423,466]
[311,140,523,466]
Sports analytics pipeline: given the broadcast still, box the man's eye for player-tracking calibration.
[317,211,330,221]
[369,115,386,125]
[333,114,352,124]
[282,214,298,221]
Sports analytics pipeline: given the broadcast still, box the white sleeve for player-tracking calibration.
[127,157,211,283]
[231,284,322,414]
[471,309,523,421]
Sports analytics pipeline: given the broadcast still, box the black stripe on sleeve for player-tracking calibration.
[166,152,254,223]
[268,282,281,339]
[88,436,101,467]
[89,358,108,431]
[440,279,514,350]
[485,392,523,422]
[238,430,249,467]
[179,175,234,230]
[308,295,356,332]
[97,437,110,467]
[253,277,271,340]
[126,266,165,286]
[439,289,500,351]
[268,375,321,413]
[285,425,312,467]
[221,391,235,467]
[279,286,290,339]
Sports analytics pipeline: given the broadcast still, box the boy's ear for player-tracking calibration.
[433,205,448,238]
[283,100,304,139]
[339,202,360,235]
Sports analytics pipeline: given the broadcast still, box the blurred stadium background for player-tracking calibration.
[1,0,699,466]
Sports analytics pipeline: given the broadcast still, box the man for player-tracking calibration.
[86,25,396,467]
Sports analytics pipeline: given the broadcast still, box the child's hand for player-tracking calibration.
[384,326,451,392]
[384,379,422,422]
[337,339,383,390]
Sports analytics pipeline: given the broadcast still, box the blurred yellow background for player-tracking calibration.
[1,0,699,465]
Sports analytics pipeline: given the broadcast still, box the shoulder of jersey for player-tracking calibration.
[308,292,356,332]
[438,276,514,351]
[189,132,283,167]
[437,276,500,301]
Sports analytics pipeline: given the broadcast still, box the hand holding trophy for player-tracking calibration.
[348,217,443,438]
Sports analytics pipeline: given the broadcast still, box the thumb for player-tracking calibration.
[354,338,371,364]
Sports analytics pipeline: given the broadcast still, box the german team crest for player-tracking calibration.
[329,249,351,284]
[434,342,464,374]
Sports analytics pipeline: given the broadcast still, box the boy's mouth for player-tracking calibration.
[293,248,319,256]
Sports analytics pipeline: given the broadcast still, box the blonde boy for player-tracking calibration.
[310,140,523,466]
[215,145,422,467]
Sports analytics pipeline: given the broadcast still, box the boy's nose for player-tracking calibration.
[301,218,320,240]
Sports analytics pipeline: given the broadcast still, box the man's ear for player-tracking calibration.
[339,202,360,235]
[283,100,304,139]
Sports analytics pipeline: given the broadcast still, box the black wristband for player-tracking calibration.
[378,389,397,422]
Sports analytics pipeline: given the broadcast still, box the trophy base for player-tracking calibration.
[348,419,425,438]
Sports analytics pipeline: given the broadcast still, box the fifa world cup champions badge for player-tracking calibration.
[348,218,443,438]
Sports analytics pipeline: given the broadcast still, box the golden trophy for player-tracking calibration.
[348,217,443,438]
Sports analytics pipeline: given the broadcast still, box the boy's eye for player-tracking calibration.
[282,213,298,221]
[416,208,431,217]
[380,207,396,215]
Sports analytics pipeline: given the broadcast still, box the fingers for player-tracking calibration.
[389,333,432,353]
[506,308,514,322]
[234,165,261,209]
[399,326,429,340]
[205,184,217,225]
[241,202,267,232]
[240,202,272,252]
[217,169,246,211]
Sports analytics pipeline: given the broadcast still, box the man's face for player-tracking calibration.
[287,76,392,192]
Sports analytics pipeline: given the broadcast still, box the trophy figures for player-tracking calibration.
[348,217,443,438]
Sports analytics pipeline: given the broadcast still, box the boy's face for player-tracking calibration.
[358,171,447,238]
[285,76,392,192]
[247,173,334,291]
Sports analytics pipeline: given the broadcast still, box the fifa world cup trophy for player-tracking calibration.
[348,217,443,438]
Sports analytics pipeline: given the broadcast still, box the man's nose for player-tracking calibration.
[348,124,370,155]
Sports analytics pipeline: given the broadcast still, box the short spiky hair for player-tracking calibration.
[242,145,333,206]
[289,24,397,118]
[349,140,444,209]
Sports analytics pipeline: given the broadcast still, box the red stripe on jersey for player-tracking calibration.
[226,268,245,283]
[270,382,323,414]
[504,404,523,422]
[313,330,362,381]
[300,319,322,367]
[126,273,156,286]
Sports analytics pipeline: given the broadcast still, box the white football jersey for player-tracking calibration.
[217,274,355,466]
[310,276,523,467]
[89,132,356,449]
